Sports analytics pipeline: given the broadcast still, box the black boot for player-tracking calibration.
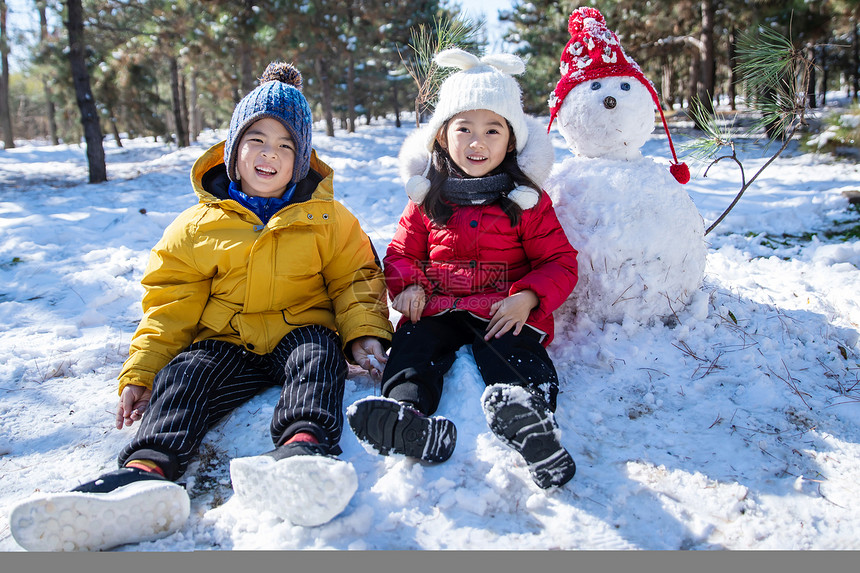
[347,396,457,463]
[262,441,342,461]
[481,384,576,489]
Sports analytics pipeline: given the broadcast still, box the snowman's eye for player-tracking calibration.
[620,82,631,91]
[590,81,601,90]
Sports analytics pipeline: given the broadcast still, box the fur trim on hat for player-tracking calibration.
[398,115,551,210]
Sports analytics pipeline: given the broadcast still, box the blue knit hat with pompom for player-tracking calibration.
[225,62,312,184]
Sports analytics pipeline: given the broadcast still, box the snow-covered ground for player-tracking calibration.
[1,101,859,551]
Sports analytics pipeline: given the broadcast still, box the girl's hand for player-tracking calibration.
[116,384,152,430]
[485,290,539,341]
[391,284,426,324]
[351,336,388,381]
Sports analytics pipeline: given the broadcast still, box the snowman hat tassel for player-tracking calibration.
[656,101,690,185]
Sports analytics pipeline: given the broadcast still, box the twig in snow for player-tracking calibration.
[672,341,706,361]
[767,359,811,410]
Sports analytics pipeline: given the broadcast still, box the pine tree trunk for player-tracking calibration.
[821,44,828,107]
[43,80,59,144]
[0,0,14,149]
[315,55,335,137]
[853,15,859,102]
[179,70,189,141]
[661,57,675,109]
[687,53,699,112]
[65,0,106,183]
[189,67,199,142]
[807,44,817,109]
[169,55,188,147]
[347,52,356,133]
[697,0,716,115]
[392,79,401,128]
[108,106,122,148]
[238,0,255,100]
[38,1,59,145]
[728,27,737,111]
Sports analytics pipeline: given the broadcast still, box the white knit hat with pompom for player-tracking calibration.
[402,49,549,210]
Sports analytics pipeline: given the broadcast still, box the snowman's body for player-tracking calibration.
[545,76,707,326]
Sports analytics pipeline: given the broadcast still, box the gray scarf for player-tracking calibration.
[441,173,515,206]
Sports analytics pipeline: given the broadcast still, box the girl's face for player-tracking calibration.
[236,117,296,198]
[437,109,514,178]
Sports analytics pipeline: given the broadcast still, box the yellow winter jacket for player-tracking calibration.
[117,141,393,394]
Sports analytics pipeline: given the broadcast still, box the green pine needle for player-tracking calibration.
[400,15,480,124]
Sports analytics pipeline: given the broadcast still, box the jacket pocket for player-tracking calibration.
[199,297,240,333]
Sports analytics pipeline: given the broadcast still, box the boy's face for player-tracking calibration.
[437,109,514,178]
[236,117,296,198]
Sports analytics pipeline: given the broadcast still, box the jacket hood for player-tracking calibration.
[397,114,555,210]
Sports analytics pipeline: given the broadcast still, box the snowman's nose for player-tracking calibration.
[603,96,617,109]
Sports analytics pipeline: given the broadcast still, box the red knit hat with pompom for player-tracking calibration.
[548,7,689,184]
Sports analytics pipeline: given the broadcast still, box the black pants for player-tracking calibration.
[118,325,347,481]
[380,311,559,416]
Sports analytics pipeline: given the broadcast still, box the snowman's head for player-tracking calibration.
[547,7,690,182]
[556,75,654,160]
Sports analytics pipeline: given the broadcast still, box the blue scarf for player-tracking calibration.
[228,181,297,225]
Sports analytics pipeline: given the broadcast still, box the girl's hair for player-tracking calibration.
[421,119,541,227]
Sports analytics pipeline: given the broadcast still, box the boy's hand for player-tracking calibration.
[485,290,539,341]
[116,384,152,430]
[392,284,426,323]
[351,336,388,381]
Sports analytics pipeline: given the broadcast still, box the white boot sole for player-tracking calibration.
[9,480,190,551]
[229,454,358,527]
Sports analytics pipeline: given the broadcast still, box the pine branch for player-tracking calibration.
[681,23,815,236]
[399,16,480,127]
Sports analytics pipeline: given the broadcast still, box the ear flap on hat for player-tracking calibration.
[399,127,435,204]
[406,175,432,204]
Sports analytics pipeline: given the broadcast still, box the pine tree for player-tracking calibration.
[0,0,14,149]
[65,0,106,182]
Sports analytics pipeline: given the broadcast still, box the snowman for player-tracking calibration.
[544,7,707,328]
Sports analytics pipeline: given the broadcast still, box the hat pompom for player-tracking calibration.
[508,186,540,210]
[259,61,303,91]
[670,162,690,185]
[569,6,604,34]
[406,175,431,204]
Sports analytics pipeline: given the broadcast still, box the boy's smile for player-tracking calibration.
[236,117,296,198]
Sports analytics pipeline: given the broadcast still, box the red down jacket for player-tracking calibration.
[383,191,578,346]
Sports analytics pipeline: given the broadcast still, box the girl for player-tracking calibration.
[347,49,579,489]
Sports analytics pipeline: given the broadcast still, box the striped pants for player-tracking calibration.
[118,325,348,481]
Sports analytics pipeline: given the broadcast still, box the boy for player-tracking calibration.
[10,61,392,551]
